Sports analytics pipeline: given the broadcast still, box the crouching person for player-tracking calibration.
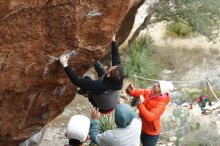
[89,104,142,146]
[196,95,212,114]
[65,115,90,146]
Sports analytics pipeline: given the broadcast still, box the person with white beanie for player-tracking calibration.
[126,80,174,146]
[158,80,174,95]
[65,115,90,146]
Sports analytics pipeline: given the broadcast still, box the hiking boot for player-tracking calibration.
[77,88,89,97]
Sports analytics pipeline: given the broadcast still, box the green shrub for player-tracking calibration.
[180,87,220,103]
[166,20,193,38]
[181,88,202,102]
[123,36,159,87]
[89,112,116,146]
[99,112,116,133]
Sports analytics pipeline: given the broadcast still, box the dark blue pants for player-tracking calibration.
[141,133,159,146]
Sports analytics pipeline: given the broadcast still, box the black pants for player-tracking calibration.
[141,132,159,146]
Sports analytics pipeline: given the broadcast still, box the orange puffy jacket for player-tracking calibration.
[128,89,170,135]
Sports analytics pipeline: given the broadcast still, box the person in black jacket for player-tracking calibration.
[59,35,124,113]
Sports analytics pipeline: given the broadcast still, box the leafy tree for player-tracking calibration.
[154,0,220,40]
[129,0,220,45]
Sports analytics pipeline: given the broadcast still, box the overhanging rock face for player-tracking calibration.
[0,0,143,145]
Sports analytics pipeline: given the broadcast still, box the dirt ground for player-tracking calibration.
[39,94,91,146]
[39,96,220,146]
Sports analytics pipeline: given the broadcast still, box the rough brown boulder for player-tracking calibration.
[0,0,143,145]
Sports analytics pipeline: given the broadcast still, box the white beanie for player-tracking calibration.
[158,80,174,95]
[67,115,90,142]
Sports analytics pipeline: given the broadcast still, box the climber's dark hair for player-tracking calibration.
[109,65,124,83]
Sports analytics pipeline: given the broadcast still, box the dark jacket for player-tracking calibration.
[64,41,123,95]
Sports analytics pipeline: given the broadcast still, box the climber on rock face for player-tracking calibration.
[59,35,124,114]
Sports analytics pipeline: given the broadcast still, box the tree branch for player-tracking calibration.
[128,0,165,47]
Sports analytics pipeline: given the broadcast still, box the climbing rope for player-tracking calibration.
[206,79,220,101]
[133,74,211,83]
[133,74,220,102]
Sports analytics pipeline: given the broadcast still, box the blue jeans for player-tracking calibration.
[141,132,159,146]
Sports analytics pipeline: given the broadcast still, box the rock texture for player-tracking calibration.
[0,0,143,145]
